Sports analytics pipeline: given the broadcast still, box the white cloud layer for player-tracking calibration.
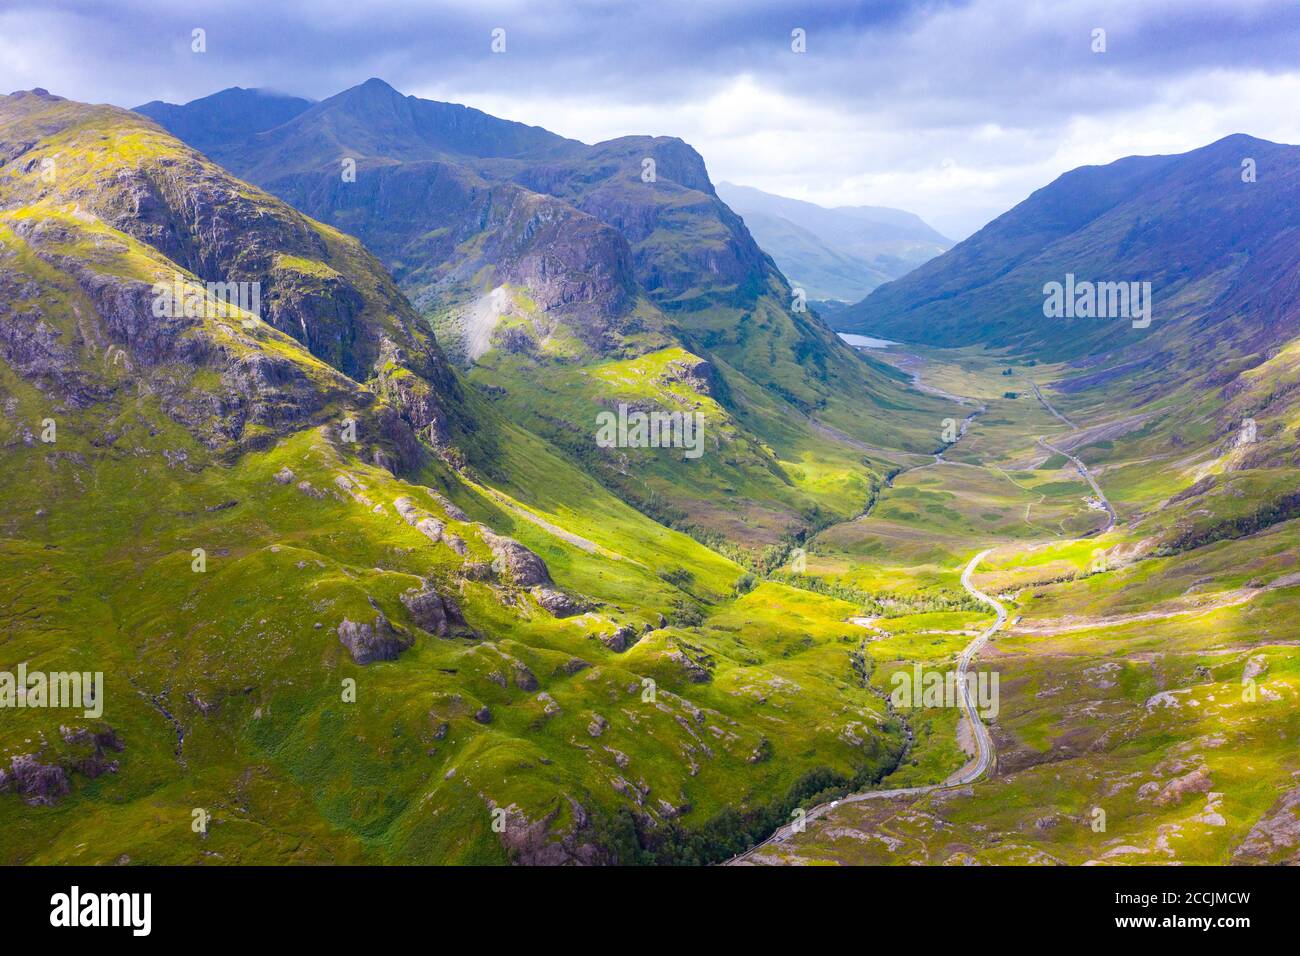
[3,0,1299,237]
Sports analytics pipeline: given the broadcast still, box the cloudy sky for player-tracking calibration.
[3,0,1299,237]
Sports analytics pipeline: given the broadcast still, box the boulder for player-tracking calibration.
[337,614,413,664]
[532,586,585,617]
[480,530,551,587]
[599,625,637,652]
[0,754,71,806]
[400,582,465,637]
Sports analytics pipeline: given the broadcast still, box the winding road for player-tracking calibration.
[727,549,1006,864]
[1031,381,1117,533]
[728,371,1118,864]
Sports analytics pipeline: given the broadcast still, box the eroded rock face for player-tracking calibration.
[337,614,413,664]
[663,356,716,396]
[400,582,465,637]
[665,647,711,683]
[480,530,551,587]
[512,663,539,692]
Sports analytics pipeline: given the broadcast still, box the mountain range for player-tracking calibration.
[5,75,1300,869]
[835,134,1300,380]
[139,78,955,551]
[715,182,951,303]
[1,82,960,865]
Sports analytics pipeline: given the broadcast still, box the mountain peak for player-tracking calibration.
[6,87,63,101]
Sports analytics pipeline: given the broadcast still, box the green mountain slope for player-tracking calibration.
[1,90,919,865]
[836,135,1300,374]
[141,80,961,553]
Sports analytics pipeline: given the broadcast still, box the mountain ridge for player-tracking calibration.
[716,181,951,302]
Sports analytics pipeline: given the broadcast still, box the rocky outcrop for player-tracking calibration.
[480,530,551,587]
[0,754,70,806]
[1147,765,1213,807]
[598,625,637,652]
[665,646,712,683]
[1231,787,1300,864]
[663,356,716,396]
[532,585,586,618]
[511,662,539,691]
[337,614,413,664]
[491,798,605,866]
[400,581,465,637]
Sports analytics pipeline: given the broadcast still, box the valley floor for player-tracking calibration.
[735,345,1300,865]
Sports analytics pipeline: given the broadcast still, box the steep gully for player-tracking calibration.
[727,365,1110,864]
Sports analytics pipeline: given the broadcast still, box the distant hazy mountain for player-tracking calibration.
[134,86,313,155]
[834,134,1300,377]
[715,182,951,302]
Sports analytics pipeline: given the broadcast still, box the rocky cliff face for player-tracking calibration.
[0,89,466,466]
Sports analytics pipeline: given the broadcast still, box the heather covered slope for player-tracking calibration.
[835,135,1300,375]
[142,80,960,552]
[0,90,925,864]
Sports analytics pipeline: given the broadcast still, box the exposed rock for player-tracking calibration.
[598,624,636,652]
[473,705,492,724]
[512,663,539,691]
[587,713,608,738]
[663,356,716,396]
[459,560,494,582]
[558,658,591,676]
[400,581,465,637]
[272,466,295,484]
[1231,787,1300,864]
[532,586,586,618]
[296,480,326,499]
[337,614,413,664]
[492,798,604,866]
[665,647,712,683]
[1150,765,1213,807]
[416,517,446,543]
[536,692,561,716]
[480,530,551,586]
[1243,655,1269,682]
[0,754,70,806]
[429,491,469,521]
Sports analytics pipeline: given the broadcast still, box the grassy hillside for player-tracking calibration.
[0,91,924,864]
